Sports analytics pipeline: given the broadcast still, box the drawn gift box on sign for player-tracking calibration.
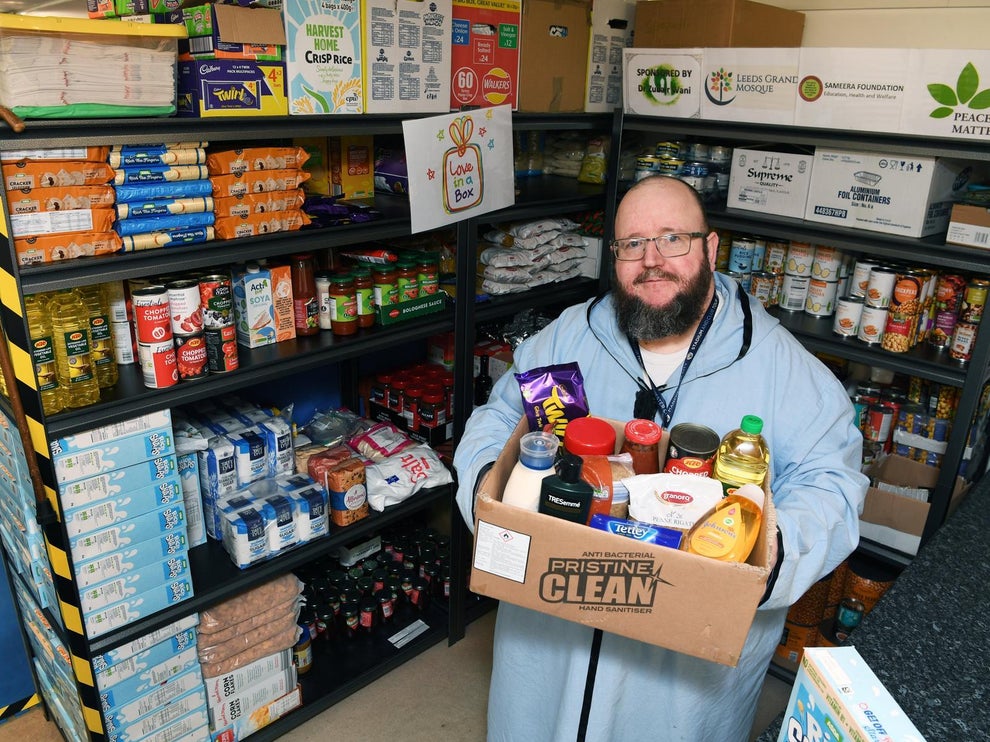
[443,116,484,213]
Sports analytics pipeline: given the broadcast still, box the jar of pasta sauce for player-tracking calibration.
[621,419,662,474]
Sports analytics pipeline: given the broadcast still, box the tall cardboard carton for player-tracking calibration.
[900,48,990,144]
[517,0,592,113]
[283,0,363,114]
[623,47,703,118]
[700,47,799,125]
[634,0,804,48]
[449,0,522,110]
[584,0,635,113]
[795,48,909,134]
[361,0,453,114]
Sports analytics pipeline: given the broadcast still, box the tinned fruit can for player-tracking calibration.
[175,332,209,381]
[778,273,810,312]
[805,278,838,317]
[784,241,815,276]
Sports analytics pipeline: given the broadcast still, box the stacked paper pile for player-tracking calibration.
[0,15,183,118]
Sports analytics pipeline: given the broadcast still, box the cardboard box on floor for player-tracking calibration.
[633,0,804,48]
[470,417,775,666]
[860,454,968,556]
[517,0,592,112]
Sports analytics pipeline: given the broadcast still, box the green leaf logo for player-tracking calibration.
[928,62,990,118]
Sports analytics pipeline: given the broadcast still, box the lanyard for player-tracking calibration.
[629,292,719,428]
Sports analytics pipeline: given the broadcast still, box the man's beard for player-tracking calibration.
[614,261,713,342]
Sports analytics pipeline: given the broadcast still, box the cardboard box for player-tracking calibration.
[375,291,448,326]
[947,203,990,249]
[634,0,804,48]
[584,0,635,113]
[330,135,375,199]
[517,0,592,113]
[181,3,285,45]
[470,418,774,666]
[778,647,925,742]
[700,47,799,125]
[727,147,814,219]
[361,0,453,114]
[284,0,364,114]
[622,47,703,118]
[861,454,968,556]
[804,149,974,238]
[794,48,909,134]
[900,49,990,143]
[450,0,522,110]
[177,59,288,117]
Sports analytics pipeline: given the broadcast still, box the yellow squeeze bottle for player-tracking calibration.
[685,483,765,563]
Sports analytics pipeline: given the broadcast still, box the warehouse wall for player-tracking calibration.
[778,1,990,47]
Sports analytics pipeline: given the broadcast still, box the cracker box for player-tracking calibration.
[804,149,975,238]
[449,0,522,110]
[284,0,364,115]
[470,418,774,666]
[795,48,909,135]
[361,0,453,114]
[700,47,800,125]
[623,48,704,118]
[634,0,804,48]
[584,0,635,113]
[517,0,591,113]
[177,59,288,117]
[727,147,815,220]
[778,646,926,742]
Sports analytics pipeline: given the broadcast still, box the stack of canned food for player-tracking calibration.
[633,140,733,202]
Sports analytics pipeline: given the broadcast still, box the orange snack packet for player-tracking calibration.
[212,189,306,218]
[207,147,311,175]
[213,211,311,240]
[5,185,116,213]
[210,170,312,198]
[15,232,121,265]
[3,161,114,191]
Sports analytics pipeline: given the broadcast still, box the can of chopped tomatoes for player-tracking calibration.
[175,332,209,381]
[166,279,203,337]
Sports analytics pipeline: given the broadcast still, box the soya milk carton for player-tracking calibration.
[284,0,363,114]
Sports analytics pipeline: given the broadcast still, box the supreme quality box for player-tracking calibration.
[470,418,775,666]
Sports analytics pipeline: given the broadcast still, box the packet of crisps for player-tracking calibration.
[515,362,589,440]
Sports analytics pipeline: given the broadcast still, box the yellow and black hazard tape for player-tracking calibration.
[0,692,41,721]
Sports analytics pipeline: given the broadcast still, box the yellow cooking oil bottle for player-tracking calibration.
[49,288,101,408]
[77,284,118,388]
[712,414,770,494]
[685,483,765,562]
[24,293,64,415]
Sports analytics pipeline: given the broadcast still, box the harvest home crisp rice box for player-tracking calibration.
[284,0,363,114]
[471,418,774,666]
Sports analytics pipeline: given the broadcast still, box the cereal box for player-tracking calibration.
[284,0,364,114]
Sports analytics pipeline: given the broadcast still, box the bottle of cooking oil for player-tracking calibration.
[77,284,118,388]
[713,414,770,495]
[24,293,64,415]
[49,289,101,408]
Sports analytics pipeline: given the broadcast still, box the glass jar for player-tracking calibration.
[329,273,358,336]
[418,255,440,295]
[372,265,399,307]
[621,419,663,475]
[396,258,420,302]
[351,266,375,328]
[403,384,423,431]
[315,271,333,330]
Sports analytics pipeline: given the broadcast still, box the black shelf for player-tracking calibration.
[85,485,452,655]
[43,309,455,437]
[770,307,969,387]
[493,175,606,223]
[622,115,990,162]
[474,277,600,325]
[249,600,450,741]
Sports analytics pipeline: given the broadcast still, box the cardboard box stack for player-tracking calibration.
[94,615,208,742]
[516,0,592,113]
[2,146,120,266]
[52,410,194,639]
[198,575,303,739]
[178,2,288,117]
[110,141,216,252]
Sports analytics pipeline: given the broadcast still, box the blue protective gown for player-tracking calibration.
[454,274,868,741]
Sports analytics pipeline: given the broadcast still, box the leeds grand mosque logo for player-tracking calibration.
[705,67,735,106]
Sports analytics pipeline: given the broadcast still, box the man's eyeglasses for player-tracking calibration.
[609,232,706,261]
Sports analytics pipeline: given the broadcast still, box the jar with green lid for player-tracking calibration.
[351,266,375,328]
[372,264,399,308]
[417,255,440,295]
[396,258,420,302]
[329,273,358,336]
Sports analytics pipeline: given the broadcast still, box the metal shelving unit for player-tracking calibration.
[621,115,990,559]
